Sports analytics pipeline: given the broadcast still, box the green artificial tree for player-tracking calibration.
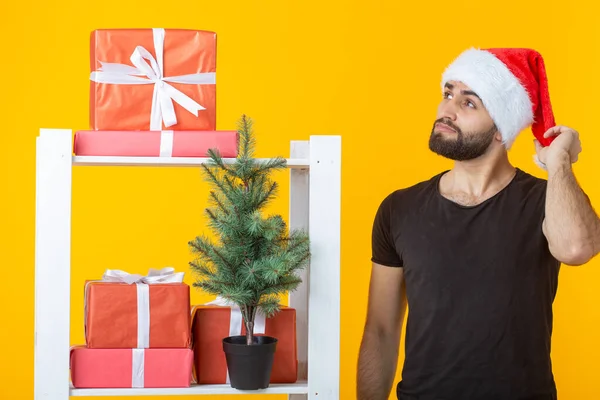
[189,115,311,346]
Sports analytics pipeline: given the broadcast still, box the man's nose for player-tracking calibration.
[438,100,458,121]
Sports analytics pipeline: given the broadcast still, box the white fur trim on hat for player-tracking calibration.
[441,48,533,149]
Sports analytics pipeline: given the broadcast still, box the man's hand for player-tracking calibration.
[534,125,582,170]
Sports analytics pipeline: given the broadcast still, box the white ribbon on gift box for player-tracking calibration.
[159,131,174,157]
[90,28,216,131]
[202,296,267,383]
[132,349,145,388]
[84,267,185,349]
[70,345,147,388]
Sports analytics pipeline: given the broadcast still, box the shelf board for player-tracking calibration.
[69,381,308,396]
[72,156,310,169]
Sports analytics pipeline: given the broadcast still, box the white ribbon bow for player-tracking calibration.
[90,28,216,130]
[101,267,185,285]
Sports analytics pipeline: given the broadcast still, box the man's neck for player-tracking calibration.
[439,152,517,206]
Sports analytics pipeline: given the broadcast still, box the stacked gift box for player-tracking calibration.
[73,28,238,158]
[70,268,193,388]
[69,270,300,388]
[70,27,299,389]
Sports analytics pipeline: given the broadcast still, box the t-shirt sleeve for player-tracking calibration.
[371,193,403,267]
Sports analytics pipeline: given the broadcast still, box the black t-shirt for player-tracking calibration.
[372,168,561,400]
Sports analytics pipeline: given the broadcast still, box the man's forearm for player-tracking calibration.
[357,328,399,400]
[545,152,600,265]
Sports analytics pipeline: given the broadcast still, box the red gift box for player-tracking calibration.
[85,269,191,349]
[89,28,217,131]
[73,130,238,157]
[70,346,193,388]
[191,303,298,384]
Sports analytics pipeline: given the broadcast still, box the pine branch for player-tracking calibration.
[205,209,229,237]
[222,289,256,306]
[205,208,224,228]
[247,211,264,237]
[195,279,236,288]
[240,259,260,287]
[206,148,233,174]
[201,164,237,205]
[188,260,216,279]
[237,114,256,160]
[286,252,311,273]
[188,236,218,263]
[235,161,257,184]
[222,175,239,195]
[209,191,229,215]
[263,215,286,241]
[247,173,267,207]
[211,246,237,275]
[257,295,281,318]
[259,256,287,285]
[247,157,287,181]
[193,280,236,296]
[261,275,303,296]
[205,209,246,243]
[255,181,279,210]
[188,236,238,281]
[285,231,310,253]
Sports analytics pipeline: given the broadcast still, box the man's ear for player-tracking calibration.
[494,129,503,142]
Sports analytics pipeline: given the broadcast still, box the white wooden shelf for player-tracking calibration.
[73,155,311,168]
[70,381,309,396]
[34,129,341,399]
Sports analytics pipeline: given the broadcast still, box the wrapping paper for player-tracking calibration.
[90,28,216,131]
[191,304,297,384]
[73,130,238,157]
[70,346,193,388]
[85,269,191,349]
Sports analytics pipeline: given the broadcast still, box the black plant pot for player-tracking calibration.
[222,335,278,390]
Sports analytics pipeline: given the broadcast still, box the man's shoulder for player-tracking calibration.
[512,168,548,197]
[515,167,548,185]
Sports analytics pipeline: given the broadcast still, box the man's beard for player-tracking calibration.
[428,118,498,161]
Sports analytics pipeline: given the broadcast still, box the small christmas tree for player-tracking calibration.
[189,115,310,346]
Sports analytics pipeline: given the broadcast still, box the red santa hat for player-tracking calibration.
[441,47,556,152]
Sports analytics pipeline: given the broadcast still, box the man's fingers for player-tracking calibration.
[543,126,562,138]
[543,125,578,139]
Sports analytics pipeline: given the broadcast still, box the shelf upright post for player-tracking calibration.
[306,135,342,399]
[289,140,310,400]
[34,129,73,400]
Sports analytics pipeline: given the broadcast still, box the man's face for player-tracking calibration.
[429,81,499,161]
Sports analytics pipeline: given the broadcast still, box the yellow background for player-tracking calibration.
[1,0,599,399]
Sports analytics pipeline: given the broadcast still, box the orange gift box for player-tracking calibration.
[90,28,216,131]
[191,304,297,384]
[85,269,191,349]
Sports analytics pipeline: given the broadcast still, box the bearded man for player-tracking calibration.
[357,47,600,400]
